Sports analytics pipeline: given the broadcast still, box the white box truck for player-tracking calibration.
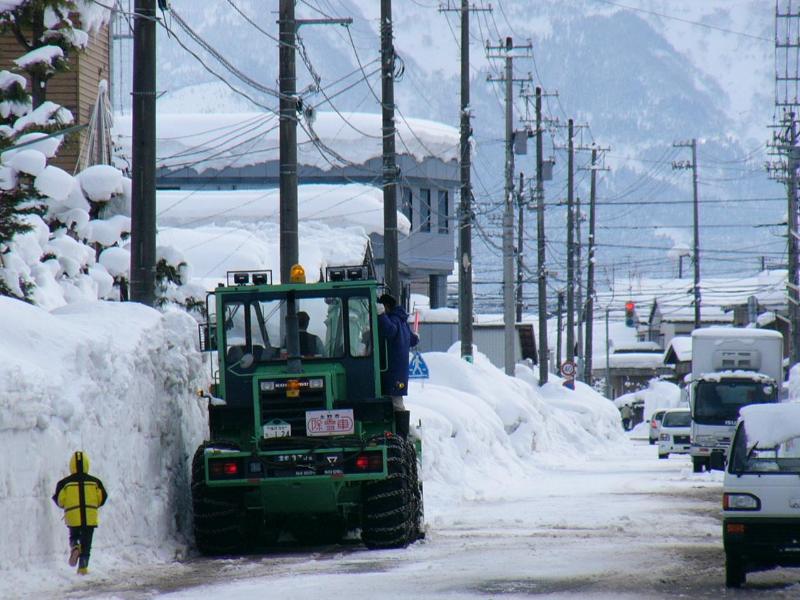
[688,328,783,473]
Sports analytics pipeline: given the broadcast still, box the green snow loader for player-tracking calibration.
[192,264,423,554]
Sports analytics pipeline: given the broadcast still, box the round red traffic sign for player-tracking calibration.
[560,361,576,378]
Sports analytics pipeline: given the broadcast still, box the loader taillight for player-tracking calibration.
[209,458,242,479]
[355,452,383,472]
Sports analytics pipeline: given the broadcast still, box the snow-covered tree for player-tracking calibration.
[155,247,206,318]
[0,0,114,304]
[0,0,89,109]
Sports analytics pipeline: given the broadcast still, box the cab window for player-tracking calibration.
[348,296,372,357]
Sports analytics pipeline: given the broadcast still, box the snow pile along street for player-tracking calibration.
[0,298,208,596]
[0,294,624,597]
[408,347,624,504]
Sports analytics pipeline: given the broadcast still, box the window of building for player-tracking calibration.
[420,188,431,232]
[402,187,413,227]
[438,189,449,233]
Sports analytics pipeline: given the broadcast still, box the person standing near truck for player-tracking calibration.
[376,294,419,437]
[52,451,107,574]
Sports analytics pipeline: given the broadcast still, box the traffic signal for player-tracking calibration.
[625,301,636,327]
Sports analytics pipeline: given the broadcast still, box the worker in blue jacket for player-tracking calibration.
[376,293,419,437]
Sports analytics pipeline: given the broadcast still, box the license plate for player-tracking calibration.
[263,419,291,438]
[305,409,355,436]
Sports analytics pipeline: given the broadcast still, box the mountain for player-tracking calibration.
[112,0,786,307]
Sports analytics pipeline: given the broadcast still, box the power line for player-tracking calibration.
[587,0,772,42]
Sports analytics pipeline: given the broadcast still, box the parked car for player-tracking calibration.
[658,408,692,459]
[648,409,668,445]
[723,403,800,588]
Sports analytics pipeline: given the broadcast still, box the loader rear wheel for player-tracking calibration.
[191,443,248,555]
[362,436,413,549]
[406,439,425,541]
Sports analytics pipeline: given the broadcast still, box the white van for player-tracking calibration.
[722,403,800,588]
[657,408,691,459]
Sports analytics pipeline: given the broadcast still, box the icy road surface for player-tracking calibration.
[64,440,800,599]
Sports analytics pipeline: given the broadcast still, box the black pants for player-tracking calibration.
[68,526,95,568]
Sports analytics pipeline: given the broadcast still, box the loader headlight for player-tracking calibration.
[723,493,761,511]
[260,381,276,392]
[308,378,324,389]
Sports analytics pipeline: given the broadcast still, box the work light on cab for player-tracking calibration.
[289,264,306,283]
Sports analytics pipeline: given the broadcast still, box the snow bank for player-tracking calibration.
[0,298,208,594]
[740,402,800,448]
[408,346,624,503]
[615,378,683,421]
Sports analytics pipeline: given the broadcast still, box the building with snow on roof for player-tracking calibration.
[113,111,460,306]
[597,271,788,351]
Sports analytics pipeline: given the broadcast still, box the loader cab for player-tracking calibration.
[218,288,379,403]
[200,266,384,443]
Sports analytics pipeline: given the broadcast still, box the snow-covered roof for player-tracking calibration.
[757,311,777,327]
[113,111,460,174]
[608,352,666,370]
[157,184,409,237]
[613,341,662,353]
[597,271,787,324]
[664,336,692,363]
[740,402,800,448]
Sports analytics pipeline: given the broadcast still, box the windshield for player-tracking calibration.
[222,293,372,365]
[693,380,776,425]
[729,425,800,474]
[662,411,691,427]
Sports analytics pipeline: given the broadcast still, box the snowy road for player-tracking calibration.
[61,440,800,599]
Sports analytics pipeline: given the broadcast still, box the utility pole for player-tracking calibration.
[278,4,351,371]
[771,4,800,364]
[605,308,611,398]
[566,119,575,363]
[487,37,531,376]
[575,193,583,378]
[381,0,400,298]
[502,38,514,376]
[556,290,564,373]
[782,114,800,364]
[672,139,700,329]
[553,119,590,366]
[441,0,490,364]
[582,146,609,383]
[129,0,156,306]
[516,171,525,322]
[535,87,548,384]
[279,0,298,283]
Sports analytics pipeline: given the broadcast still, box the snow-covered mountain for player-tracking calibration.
[113,1,784,304]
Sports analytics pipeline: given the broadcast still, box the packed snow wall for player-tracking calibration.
[0,298,208,586]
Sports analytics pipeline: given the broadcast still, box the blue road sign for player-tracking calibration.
[408,351,430,379]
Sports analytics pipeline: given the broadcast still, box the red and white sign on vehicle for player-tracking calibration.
[305,409,355,436]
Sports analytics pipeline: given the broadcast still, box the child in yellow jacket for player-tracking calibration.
[52,451,107,574]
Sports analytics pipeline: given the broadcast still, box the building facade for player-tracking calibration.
[0,20,110,173]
